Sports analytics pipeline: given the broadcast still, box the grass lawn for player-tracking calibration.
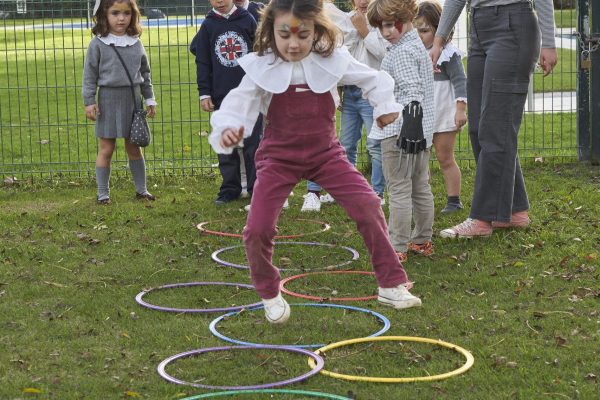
[555,8,576,29]
[1,163,599,399]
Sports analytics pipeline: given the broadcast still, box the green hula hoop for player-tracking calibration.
[182,389,352,399]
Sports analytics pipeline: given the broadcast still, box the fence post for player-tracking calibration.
[577,0,590,161]
[591,0,600,164]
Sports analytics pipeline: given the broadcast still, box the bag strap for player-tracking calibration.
[110,44,142,111]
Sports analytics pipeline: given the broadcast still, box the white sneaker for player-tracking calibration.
[377,284,422,309]
[319,193,335,204]
[244,198,288,212]
[376,192,385,206]
[301,193,321,212]
[262,293,290,324]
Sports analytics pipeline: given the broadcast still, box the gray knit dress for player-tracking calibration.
[82,36,154,138]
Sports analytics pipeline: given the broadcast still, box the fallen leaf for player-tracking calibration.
[584,373,597,382]
[555,336,567,346]
[22,388,42,393]
[125,391,141,397]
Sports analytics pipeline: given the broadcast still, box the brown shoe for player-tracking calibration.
[97,197,111,205]
[136,192,155,201]
[408,241,434,256]
[396,251,408,262]
[492,211,530,229]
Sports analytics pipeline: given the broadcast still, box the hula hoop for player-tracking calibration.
[181,389,352,400]
[209,303,391,348]
[135,282,262,313]
[280,271,377,301]
[308,336,475,383]
[211,241,359,271]
[196,218,331,239]
[157,345,324,390]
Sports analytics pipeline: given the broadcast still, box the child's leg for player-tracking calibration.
[242,115,262,196]
[243,160,299,299]
[433,131,461,198]
[125,140,151,196]
[96,138,116,201]
[310,147,408,288]
[217,152,242,200]
[381,137,413,252]
[410,149,434,244]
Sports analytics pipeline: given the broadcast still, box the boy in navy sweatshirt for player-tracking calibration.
[190,0,262,204]
[234,0,265,23]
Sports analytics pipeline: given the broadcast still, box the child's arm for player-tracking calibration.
[139,45,156,118]
[190,27,213,109]
[209,75,263,154]
[444,53,467,129]
[82,40,100,120]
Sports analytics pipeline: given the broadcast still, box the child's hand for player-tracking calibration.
[146,105,156,118]
[376,112,399,128]
[201,97,214,112]
[220,126,244,148]
[454,102,467,130]
[85,104,100,121]
[350,10,369,38]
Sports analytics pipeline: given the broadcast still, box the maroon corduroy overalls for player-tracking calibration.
[243,84,409,299]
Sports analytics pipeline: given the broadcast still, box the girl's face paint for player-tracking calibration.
[414,17,435,49]
[274,12,315,62]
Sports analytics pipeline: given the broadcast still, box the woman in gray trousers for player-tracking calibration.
[430,0,557,238]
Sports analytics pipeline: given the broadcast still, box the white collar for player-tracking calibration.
[97,33,138,47]
[238,46,352,94]
[213,4,237,18]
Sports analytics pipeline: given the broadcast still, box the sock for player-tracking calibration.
[96,166,111,200]
[129,158,148,194]
[309,190,321,196]
[447,196,460,205]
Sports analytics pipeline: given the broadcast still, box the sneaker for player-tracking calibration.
[378,284,422,309]
[136,191,155,201]
[245,198,288,212]
[301,193,321,212]
[491,211,530,229]
[377,192,386,206]
[262,293,290,324]
[408,241,434,256]
[441,202,463,213]
[396,251,408,262]
[440,218,493,239]
[214,195,236,205]
[97,196,111,205]
[319,193,335,204]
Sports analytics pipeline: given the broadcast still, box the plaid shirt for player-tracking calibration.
[369,29,434,146]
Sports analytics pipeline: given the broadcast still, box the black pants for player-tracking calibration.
[467,2,540,223]
[217,114,262,199]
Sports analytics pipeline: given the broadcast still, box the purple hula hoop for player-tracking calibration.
[157,345,324,389]
[135,282,262,313]
[211,241,360,271]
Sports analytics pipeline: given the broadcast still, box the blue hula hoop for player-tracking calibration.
[209,303,391,348]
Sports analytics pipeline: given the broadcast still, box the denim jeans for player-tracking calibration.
[307,85,385,195]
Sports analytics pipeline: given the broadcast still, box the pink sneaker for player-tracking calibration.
[491,211,530,229]
[440,218,492,239]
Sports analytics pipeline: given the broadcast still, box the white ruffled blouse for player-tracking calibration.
[210,47,401,154]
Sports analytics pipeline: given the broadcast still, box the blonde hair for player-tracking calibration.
[255,0,339,59]
[92,0,142,37]
[367,0,418,28]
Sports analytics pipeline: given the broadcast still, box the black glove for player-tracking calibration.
[397,101,427,154]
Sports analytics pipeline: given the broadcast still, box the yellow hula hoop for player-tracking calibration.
[307,336,474,383]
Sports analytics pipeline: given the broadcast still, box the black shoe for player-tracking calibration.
[441,202,464,213]
[214,195,235,205]
[136,192,156,201]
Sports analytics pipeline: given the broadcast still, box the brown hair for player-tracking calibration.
[367,0,418,28]
[92,0,142,37]
[415,0,453,41]
[254,0,339,59]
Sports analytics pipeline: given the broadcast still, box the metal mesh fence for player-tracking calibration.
[0,0,580,180]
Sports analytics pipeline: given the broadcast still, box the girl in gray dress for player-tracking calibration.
[83,0,156,204]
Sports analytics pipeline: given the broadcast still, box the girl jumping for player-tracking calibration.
[210,0,421,324]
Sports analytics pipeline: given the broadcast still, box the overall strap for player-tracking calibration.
[110,44,141,111]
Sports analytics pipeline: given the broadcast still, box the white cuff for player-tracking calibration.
[145,98,157,106]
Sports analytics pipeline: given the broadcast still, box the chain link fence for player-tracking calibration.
[0,0,581,180]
